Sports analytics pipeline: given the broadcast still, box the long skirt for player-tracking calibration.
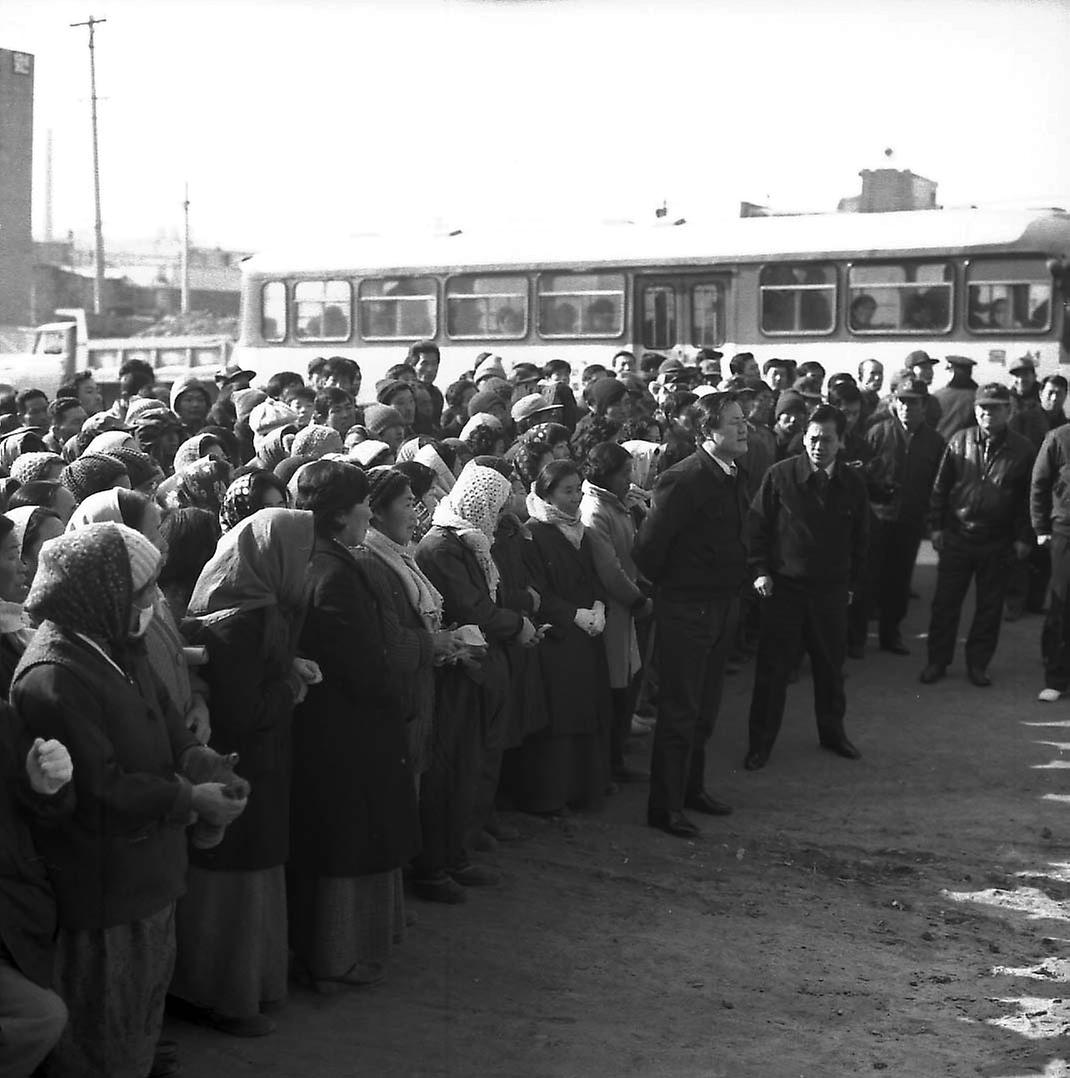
[288,869,404,982]
[45,903,175,1078]
[171,866,287,1020]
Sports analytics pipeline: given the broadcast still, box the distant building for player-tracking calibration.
[0,48,34,327]
[838,169,939,213]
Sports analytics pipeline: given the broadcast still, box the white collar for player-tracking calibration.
[702,442,737,476]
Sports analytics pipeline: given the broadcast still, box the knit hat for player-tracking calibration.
[511,394,555,424]
[123,397,168,426]
[291,424,344,459]
[467,390,504,419]
[114,522,161,592]
[348,440,393,467]
[249,399,299,452]
[459,413,503,441]
[60,453,130,504]
[366,466,410,513]
[85,431,135,457]
[102,446,161,490]
[474,356,507,383]
[363,403,405,437]
[79,411,130,441]
[274,455,314,486]
[482,377,512,402]
[586,377,627,414]
[232,388,268,424]
[10,452,64,486]
[376,379,414,406]
[775,391,808,417]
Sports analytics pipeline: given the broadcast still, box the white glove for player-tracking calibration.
[573,609,596,633]
[589,601,606,635]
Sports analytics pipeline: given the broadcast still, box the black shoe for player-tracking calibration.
[880,635,910,656]
[684,791,733,816]
[820,737,861,760]
[743,750,769,771]
[919,664,946,684]
[847,643,865,660]
[967,666,992,687]
[647,810,699,838]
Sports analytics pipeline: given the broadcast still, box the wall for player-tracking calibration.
[0,48,34,327]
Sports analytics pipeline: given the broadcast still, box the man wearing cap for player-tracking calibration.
[763,359,797,397]
[474,355,507,386]
[905,351,943,430]
[772,391,807,461]
[729,353,760,380]
[214,362,257,402]
[862,375,946,655]
[512,393,559,435]
[697,354,722,388]
[933,357,978,442]
[921,384,1035,687]
[745,404,869,770]
[635,392,750,837]
[1009,357,1048,450]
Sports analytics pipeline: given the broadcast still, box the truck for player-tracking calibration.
[0,309,234,405]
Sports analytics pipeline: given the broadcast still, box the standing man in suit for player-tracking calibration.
[635,393,750,838]
[921,383,1036,687]
[744,404,869,771]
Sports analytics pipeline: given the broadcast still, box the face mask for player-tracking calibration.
[131,603,155,638]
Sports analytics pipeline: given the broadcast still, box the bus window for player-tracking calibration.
[446,275,528,339]
[641,285,676,350]
[294,280,352,341]
[966,258,1052,333]
[759,263,835,335]
[261,281,286,342]
[538,273,625,338]
[691,282,725,347]
[847,262,953,334]
[359,277,437,340]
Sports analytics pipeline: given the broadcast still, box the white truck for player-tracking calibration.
[0,309,234,404]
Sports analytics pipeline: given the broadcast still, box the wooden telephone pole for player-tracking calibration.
[70,15,107,316]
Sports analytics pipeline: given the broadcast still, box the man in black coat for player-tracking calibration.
[635,392,750,839]
[862,375,946,655]
[0,718,72,1077]
[745,404,869,771]
[921,383,1036,687]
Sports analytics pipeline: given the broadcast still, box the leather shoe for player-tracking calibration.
[967,666,992,687]
[820,737,861,760]
[880,635,910,656]
[647,810,699,838]
[684,791,733,816]
[919,664,946,684]
[743,750,768,771]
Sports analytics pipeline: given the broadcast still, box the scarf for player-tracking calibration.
[432,463,510,594]
[526,489,585,550]
[362,526,443,630]
[414,444,455,499]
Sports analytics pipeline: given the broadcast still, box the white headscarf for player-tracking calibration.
[414,443,455,499]
[526,490,586,550]
[65,488,124,531]
[431,463,511,593]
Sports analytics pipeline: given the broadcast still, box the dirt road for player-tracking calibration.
[169,546,1070,1077]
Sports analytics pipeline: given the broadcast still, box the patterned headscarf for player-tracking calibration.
[10,452,63,486]
[186,507,314,629]
[291,424,344,460]
[219,471,289,533]
[255,425,295,470]
[24,522,160,652]
[160,457,231,514]
[0,429,48,478]
[173,433,222,475]
[395,437,421,463]
[431,463,511,593]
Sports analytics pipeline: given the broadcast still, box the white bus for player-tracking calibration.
[232,207,1070,394]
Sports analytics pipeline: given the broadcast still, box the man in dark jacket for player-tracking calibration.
[862,375,946,654]
[921,383,1036,687]
[744,405,869,771]
[0,721,72,1077]
[1030,421,1070,700]
[635,392,750,838]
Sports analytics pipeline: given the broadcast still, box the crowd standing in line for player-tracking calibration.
[0,339,1065,1075]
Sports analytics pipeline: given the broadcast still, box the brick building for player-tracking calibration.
[0,47,34,328]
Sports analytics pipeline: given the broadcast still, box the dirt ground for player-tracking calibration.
[168,545,1070,1078]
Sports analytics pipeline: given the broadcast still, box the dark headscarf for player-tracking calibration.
[60,453,129,504]
[220,470,290,532]
[540,382,582,432]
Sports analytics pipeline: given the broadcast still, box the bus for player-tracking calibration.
[232,207,1070,394]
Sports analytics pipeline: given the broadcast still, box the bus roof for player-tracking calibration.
[243,207,1070,278]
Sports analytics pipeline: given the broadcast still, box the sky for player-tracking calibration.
[6,0,1070,254]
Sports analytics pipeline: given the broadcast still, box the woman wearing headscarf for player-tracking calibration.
[358,468,459,780]
[172,508,315,1036]
[10,523,246,1078]
[579,442,653,784]
[83,430,135,457]
[172,432,227,475]
[288,462,419,993]
[439,380,477,439]
[509,422,572,464]
[0,513,33,692]
[67,488,213,746]
[539,381,581,432]
[570,379,627,462]
[219,471,290,533]
[157,457,231,516]
[393,461,437,542]
[414,464,537,902]
[5,480,78,526]
[517,459,612,815]
[60,453,131,505]
[414,440,456,502]
[0,429,48,479]
[10,451,64,486]
[131,409,184,477]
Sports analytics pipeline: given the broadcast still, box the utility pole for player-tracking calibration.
[70,15,107,316]
[181,182,190,315]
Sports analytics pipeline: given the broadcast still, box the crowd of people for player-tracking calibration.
[0,337,1066,1077]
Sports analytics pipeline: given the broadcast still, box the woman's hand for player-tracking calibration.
[292,657,323,685]
[191,782,247,826]
[26,738,73,796]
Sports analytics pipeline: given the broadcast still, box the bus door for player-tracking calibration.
[635,274,729,357]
